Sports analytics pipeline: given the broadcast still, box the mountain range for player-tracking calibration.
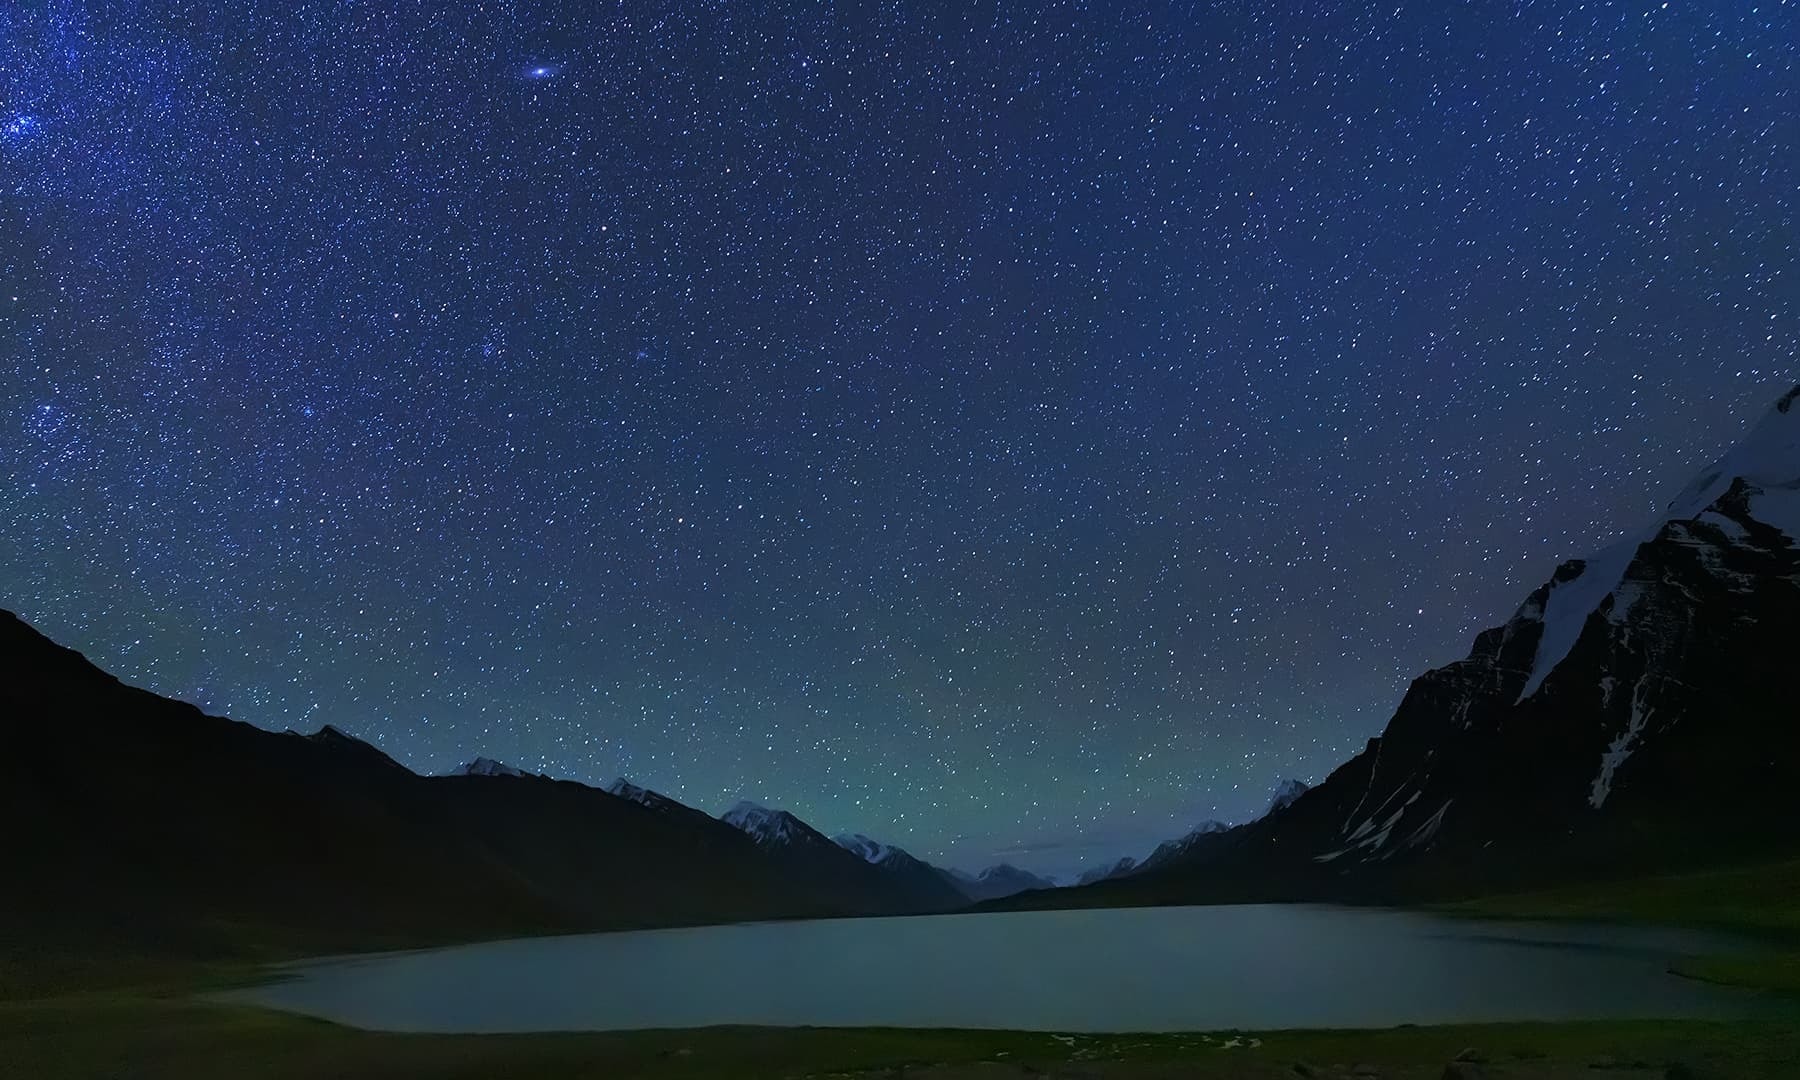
[8,382,1800,980]
[0,612,1061,986]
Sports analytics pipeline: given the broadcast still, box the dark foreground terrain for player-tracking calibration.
[5,994,1798,1080]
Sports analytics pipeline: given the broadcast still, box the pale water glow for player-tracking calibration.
[234,906,1765,1034]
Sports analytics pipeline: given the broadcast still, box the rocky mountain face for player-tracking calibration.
[1004,383,1800,909]
[0,618,957,987]
[834,833,973,911]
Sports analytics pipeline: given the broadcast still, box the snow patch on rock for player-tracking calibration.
[1589,677,1655,809]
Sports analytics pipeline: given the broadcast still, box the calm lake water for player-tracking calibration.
[234,905,1766,1033]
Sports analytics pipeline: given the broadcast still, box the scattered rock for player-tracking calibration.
[1352,1066,1383,1078]
[1454,1048,1487,1063]
[1441,1063,1486,1080]
[1290,1064,1319,1078]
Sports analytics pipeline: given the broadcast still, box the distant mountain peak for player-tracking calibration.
[1075,856,1138,886]
[952,862,1056,900]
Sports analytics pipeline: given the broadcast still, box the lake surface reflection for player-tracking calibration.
[235,904,1765,1033]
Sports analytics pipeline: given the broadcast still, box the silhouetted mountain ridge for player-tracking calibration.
[0,621,964,985]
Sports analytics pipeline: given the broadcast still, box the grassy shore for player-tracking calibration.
[1441,856,1800,993]
[5,990,1800,1080]
[1441,857,1800,940]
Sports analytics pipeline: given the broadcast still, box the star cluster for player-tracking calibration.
[2,1,1795,877]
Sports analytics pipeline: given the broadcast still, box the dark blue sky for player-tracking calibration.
[2,1,1794,877]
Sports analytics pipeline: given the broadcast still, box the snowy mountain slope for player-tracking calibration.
[722,801,836,849]
[835,833,899,864]
[1251,384,1800,890]
[997,382,1800,909]
[1519,384,1800,702]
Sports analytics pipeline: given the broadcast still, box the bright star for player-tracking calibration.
[526,65,557,79]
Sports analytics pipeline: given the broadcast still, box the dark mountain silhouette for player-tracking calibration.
[0,618,949,983]
[834,833,974,911]
[1133,820,1231,874]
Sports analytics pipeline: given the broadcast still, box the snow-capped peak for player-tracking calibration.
[1665,384,1800,521]
[835,833,900,864]
[453,757,533,778]
[1518,383,1800,702]
[721,800,817,846]
[1268,778,1311,814]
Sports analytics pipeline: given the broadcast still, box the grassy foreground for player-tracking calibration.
[1443,857,1800,940]
[4,990,1799,1079]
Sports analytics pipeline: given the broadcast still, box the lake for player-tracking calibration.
[233,904,1766,1033]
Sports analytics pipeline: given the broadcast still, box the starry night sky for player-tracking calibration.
[2,2,1795,878]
